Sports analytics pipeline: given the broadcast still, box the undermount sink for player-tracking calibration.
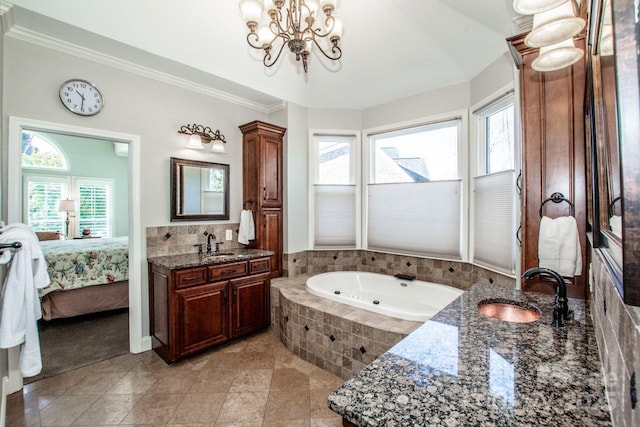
[477,299,541,323]
[204,252,235,258]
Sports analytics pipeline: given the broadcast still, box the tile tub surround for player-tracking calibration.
[329,284,612,426]
[146,223,242,258]
[147,248,273,269]
[271,275,422,380]
[284,250,516,290]
[591,248,640,427]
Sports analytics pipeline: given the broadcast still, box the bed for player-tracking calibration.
[39,236,129,320]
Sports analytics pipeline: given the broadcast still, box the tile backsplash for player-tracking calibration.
[146,223,242,258]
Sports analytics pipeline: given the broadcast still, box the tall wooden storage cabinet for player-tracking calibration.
[239,120,286,278]
[507,33,588,299]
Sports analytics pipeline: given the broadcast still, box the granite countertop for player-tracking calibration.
[147,248,273,269]
[328,283,611,426]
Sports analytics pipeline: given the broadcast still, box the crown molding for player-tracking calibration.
[0,1,14,35]
[5,24,286,113]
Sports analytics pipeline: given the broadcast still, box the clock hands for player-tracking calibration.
[76,90,86,110]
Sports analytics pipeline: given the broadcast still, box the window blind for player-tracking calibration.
[367,180,462,258]
[314,185,356,247]
[26,181,64,232]
[473,170,516,274]
[78,182,110,237]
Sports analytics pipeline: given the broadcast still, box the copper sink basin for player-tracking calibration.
[477,300,541,323]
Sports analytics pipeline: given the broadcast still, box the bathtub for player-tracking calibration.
[306,271,464,322]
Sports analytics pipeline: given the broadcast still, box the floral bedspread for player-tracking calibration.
[39,236,128,297]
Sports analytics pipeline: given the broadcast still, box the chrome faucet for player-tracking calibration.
[522,267,571,327]
[206,233,216,255]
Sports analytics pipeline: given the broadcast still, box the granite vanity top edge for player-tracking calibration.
[328,283,611,426]
[147,249,274,269]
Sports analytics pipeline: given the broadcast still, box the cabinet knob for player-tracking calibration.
[263,187,266,200]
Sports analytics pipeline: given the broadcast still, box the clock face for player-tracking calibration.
[59,79,104,116]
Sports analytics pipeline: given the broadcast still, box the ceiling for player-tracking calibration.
[2,0,522,111]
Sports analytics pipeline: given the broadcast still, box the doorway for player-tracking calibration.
[6,116,145,393]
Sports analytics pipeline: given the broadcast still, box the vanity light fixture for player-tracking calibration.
[178,124,227,153]
[513,0,586,72]
[239,0,343,74]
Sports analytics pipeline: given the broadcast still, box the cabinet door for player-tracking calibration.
[176,282,229,357]
[229,273,269,338]
[261,208,282,277]
[260,134,282,208]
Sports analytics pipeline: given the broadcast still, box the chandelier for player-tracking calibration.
[239,0,343,73]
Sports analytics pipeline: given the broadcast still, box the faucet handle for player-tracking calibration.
[215,242,224,253]
[193,243,203,255]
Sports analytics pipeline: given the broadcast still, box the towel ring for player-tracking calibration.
[539,192,575,218]
[243,199,253,210]
[608,196,621,217]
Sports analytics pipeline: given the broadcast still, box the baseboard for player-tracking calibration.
[140,336,152,353]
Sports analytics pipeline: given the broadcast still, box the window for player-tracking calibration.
[75,178,114,237]
[477,95,515,174]
[472,93,517,274]
[21,131,68,170]
[370,120,459,183]
[367,119,463,258]
[310,133,358,248]
[23,175,69,233]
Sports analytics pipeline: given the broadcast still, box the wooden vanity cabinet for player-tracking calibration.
[148,256,271,363]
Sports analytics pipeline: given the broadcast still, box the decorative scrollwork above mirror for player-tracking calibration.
[170,157,230,221]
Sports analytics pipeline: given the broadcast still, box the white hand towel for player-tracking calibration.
[538,216,582,277]
[238,210,255,245]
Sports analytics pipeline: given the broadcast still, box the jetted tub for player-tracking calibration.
[306,271,464,322]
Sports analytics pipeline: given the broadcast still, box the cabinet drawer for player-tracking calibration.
[175,267,207,289]
[208,261,248,281]
[249,258,270,274]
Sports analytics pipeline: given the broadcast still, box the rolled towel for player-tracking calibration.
[238,209,255,245]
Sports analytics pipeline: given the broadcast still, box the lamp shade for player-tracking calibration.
[211,139,226,154]
[525,1,585,47]
[239,0,263,24]
[58,199,76,213]
[186,134,204,149]
[531,37,584,72]
[513,0,568,15]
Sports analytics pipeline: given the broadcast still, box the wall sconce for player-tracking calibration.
[178,123,227,153]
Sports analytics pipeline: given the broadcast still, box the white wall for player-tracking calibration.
[470,52,515,106]
[362,83,471,129]
[2,38,268,337]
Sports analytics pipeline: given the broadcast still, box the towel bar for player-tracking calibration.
[539,192,575,217]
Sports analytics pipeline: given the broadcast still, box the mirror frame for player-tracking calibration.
[588,0,640,306]
[170,157,230,222]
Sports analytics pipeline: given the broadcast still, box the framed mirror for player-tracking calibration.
[588,0,640,305]
[170,157,230,221]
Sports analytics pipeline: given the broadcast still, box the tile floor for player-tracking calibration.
[6,330,345,426]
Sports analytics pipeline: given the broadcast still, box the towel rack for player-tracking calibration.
[243,199,253,210]
[0,241,22,263]
[539,192,575,218]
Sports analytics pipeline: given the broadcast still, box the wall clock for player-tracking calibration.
[59,79,104,116]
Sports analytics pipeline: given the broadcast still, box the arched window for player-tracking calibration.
[21,131,68,170]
